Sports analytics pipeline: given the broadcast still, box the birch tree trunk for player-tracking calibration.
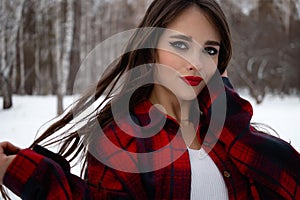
[55,1,63,114]
[56,0,74,114]
[0,75,12,109]
[34,1,42,94]
[0,0,11,109]
[0,0,25,109]
[54,3,63,114]
[67,0,81,95]
[18,9,25,94]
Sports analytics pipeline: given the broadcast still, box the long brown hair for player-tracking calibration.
[31,0,232,172]
[1,1,231,198]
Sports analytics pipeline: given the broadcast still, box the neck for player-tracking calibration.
[149,85,201,150]
[149,85,192,123]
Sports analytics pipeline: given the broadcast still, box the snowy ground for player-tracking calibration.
[0,93,299,199]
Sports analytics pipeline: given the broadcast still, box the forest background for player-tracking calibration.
[1,0,300,114]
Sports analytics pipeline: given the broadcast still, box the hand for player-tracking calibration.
[0,141,20,185]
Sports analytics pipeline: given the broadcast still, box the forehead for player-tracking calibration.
[163,6,220,44]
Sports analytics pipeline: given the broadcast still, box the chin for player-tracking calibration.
[175,92,199,101]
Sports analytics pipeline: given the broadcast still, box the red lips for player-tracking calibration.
[182,76,203,86]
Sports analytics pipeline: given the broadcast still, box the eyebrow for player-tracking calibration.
[169,34,193,42]
[169,34,220,46]
[205,40,221,46]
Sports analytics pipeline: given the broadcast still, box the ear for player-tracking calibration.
[221,69,228,77]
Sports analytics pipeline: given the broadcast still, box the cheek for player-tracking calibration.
[153,63,177,84]
[157,50,183,71]
[202,57,218,82]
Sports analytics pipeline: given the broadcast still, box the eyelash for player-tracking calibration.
[169,41,188,50]
[169,41,219,56]
[203,47,219,56]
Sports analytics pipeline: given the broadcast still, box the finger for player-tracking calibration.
[0,141,20,155]
[5,142,21,155]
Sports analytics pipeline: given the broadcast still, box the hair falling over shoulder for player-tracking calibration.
[1,0,232,198]
[31,0,232,175]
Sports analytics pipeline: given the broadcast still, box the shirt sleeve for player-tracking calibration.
[3,146,90,200]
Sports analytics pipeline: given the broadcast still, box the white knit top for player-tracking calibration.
[187,147,229,200]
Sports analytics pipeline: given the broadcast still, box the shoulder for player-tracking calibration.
[252,129,300,167]
[102,115,140,147]
[87,115,140,162]
[251,132,300,198]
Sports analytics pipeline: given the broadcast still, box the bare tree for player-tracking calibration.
[0,0,298,105]
[0,0,11,109]
[34,0,43,94]
[56,0,74,114]
[18,6,25,95]
[0,0,25,109]
[67,0,81,95]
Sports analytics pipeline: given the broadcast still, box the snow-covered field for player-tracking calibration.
[0,93,299,199]
[1,94,299,150]
[1,93,300,153]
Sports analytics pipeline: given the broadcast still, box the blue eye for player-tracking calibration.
[169,41,189,50]
[203,47,218,56]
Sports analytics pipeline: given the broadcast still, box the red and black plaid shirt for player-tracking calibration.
[4,78,300,199]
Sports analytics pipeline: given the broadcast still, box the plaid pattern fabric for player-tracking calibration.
[4,77,300,199]
[4,148,90,199]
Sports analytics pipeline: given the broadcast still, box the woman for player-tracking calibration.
[1,0,299,199]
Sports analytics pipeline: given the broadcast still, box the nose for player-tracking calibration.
[186,59,203,71]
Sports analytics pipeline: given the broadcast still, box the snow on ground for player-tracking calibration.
[0,93,299,155]
[0,93,299,199]
[0,95,75,148]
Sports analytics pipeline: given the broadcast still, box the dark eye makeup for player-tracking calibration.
[203,47,219,56]
[169,41,189,50]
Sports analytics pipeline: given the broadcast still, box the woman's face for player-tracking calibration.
[153,6,221,101]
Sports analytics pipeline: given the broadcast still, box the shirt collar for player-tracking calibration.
[133,99,180,131]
